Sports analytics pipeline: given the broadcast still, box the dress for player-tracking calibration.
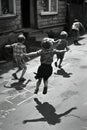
[12,43,26,69]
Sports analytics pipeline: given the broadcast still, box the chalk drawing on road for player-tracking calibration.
[0,80,34,118]
[0,100,15,118]
[0,108,16,119]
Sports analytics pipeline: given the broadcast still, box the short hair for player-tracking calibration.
[18,34,25,42]
[41,38,53,49]
[60,31,68,38]
[74,19,79,22]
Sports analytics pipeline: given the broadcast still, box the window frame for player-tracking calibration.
[0,0,16,18]
[41,0,58,15]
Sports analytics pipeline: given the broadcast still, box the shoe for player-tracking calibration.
[58,64,62,68]
[19,77,26,82]
[55,62,57,67]
[34,88,39,94]
[43,87,47,94]
[12,73,18,79]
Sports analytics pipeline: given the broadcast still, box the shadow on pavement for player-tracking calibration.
[54,68,72,78]
[23,98,77,125]
[73,42,82,46]
[4,79,31,90]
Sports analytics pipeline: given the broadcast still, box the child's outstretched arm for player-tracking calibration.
[53,39,59,44]
[5,43,16,48]
[25,50,42,58]
[5,45,12,48]
[53,49,67,55]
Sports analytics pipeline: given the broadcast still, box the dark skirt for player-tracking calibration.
[35,64,53,80]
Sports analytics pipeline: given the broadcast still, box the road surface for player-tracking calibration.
[0,34,87,130]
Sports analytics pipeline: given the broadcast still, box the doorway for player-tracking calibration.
[21,0,37,28]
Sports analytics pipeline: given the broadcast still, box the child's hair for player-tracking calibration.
[18,34,26,42]
[60,31,68,39]
[41,38,53,49]
[74,19,79,22]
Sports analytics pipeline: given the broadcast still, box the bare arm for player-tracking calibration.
[5,43,16,48]
[5,45,12,48]
[25,50,42,57]
[53,49,67,55]
[53,39,59,44]
[80,22,85,32]
[65,41,70,51]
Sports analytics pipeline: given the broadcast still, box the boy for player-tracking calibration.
[26,38,67,94]
[55,31,69,68]
[5,34,27,82]
[71,19,85,45]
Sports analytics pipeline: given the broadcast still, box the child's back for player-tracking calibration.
[56,39,68,50]
[55,31,68,68]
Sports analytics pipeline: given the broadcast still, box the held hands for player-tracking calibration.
[23,53,31,61]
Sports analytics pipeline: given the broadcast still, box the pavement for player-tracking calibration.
[0,34,87,130]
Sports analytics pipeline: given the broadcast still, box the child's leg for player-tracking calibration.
[43,79,48,94]
[34,78,42,94]
[12,58,22,79]
[19,65,27,81]
[74,30,79,45]
[12,68,22,79]
[58,54,64,68]
[55,55,59,67]
[58,58,63,68]
[16,67,22,73]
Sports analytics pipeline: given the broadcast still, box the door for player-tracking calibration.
[21,0,37,28]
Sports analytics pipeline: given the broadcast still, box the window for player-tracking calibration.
[0,0,16,16]
[41,0,58,15]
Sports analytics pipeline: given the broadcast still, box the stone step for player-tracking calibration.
[23,28,48,42]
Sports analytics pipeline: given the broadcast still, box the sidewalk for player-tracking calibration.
[0,33,86,95]
[0,33,87,130]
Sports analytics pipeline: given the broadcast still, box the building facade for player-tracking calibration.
[0,0,67,60]
[0,0,67,35]
[66,0,87,29]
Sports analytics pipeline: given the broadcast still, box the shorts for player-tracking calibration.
[35,64,53,81]
[56,53,64,60]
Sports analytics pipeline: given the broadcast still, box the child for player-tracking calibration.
[71,19,85,45]
[5,34,27,82]
[26,38,67,94]
[54,31,69,68]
